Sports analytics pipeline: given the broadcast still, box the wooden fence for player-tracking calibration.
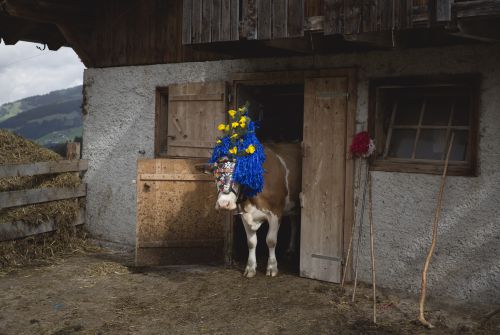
[0,158,88,242]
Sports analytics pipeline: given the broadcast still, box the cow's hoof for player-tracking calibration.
[244,266,256,278]
[266,268,278,277]
[266,263,278,277]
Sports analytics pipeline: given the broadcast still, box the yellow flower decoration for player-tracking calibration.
[245,144,256,154]
[240,122,246,128]
[231,122,239,128]
[228,109,236,118]
[231,133,238,139]
[238,107,245,112]
[229,147,238,155]
[216,139,222,144]
[217,123,226,131]
[225,125,230,132]
[239,116,246,123]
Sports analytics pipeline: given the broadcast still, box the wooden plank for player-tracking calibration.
[201,0,212,42]
[140,239,224,248]
[287,0,304,37]
[344,0,362,34]
[242,0,257,40]
[257,0,272,40]
[169,93,224,101]
[167,81,227,158]
[139,173,213,181]
[455,0,500,18]
[272,0,287,38]
[378,0,392,31]
[324,0,344,35]
[362,0,378,33]
[0,208,85,242]
[230,0,239,40]
[192,0,202,43]
[220,0,231,40]
[211,0,221,42]
[0,160,88,178]
[182,0,193,44]
[135,158,226,266]
[0,184,87,210]
[300,75,349,283]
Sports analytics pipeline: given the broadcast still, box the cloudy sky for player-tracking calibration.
[0,41,84,105]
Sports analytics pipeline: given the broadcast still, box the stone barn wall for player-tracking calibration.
[83,43,500,304]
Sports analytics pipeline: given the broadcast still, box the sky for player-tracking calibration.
[0,41,85,105]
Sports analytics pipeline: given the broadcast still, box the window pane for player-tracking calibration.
[394,98,422,125]
[453,96,470,126]
[388,129,416,158]
[450,130,469,161]
[422,97,452,126]
[415,129,447,160]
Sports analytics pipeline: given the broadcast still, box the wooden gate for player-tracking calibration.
[300,71,355,282]
[136,158,227,266]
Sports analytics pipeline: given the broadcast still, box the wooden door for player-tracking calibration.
[136,159,228,266]
[300,73,355,282]
[167,81,227,158]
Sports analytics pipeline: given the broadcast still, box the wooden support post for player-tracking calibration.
[368,173,377,324]
[66,142,81,160]
[418,133,455,329]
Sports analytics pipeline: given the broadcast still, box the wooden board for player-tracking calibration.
[0,160,87,178]
[167,81,227,158]
[136,158,227,266]
[300,74,354,283]
[0,185,87,210]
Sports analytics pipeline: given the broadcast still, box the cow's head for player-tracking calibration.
[196,158,240,211]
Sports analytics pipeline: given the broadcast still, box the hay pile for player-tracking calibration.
[0,130,92,268]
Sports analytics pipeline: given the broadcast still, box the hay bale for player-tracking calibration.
[0,130,89,268]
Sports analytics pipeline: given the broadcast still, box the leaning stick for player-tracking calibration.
[352,163,370,302]
[341,160,363,287]
[368,172,376,324]
[418,133,455,329]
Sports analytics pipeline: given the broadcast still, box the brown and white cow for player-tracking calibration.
[201,143,301,277]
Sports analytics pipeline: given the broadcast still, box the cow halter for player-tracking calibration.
[214,158,240,198]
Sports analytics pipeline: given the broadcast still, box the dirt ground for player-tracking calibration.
[0,249,498,335]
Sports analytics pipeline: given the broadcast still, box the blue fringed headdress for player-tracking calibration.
[210,105,265,196]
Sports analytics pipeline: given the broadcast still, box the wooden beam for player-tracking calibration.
[450,19,500,42]
[3,0,95,25]
[56,24,94,67]
[0,160,88,178]
[455,0,500,18]
[343,31,395,49]
[0,208,85,242]
[0,184,87,210]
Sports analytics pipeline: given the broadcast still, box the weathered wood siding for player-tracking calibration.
[324,0,414,35]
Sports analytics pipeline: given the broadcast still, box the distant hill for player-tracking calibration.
[0,86,83,154]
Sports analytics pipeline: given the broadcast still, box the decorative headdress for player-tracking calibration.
[350,131,375,158]
[210,105,265,196]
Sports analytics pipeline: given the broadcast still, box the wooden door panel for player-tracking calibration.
[136,158,226,266]
[300,76,350,283]
[167,82,227,158]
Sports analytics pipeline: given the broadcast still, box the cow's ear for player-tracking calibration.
[194,163,214,175]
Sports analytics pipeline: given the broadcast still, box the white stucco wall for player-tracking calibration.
[83,43,500,304]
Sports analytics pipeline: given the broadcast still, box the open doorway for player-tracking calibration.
[231,83,304,274]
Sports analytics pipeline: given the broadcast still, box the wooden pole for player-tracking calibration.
[368,172,376,324]
[418,133,455,329]
[341,159,363,287]
[352,162,370,302]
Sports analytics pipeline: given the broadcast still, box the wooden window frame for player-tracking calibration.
[368,74,481,176]
[155,87,169,158]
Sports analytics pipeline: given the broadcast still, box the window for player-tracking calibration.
[369,76,480,176]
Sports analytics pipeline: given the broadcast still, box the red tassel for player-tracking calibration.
[350,131,371,157]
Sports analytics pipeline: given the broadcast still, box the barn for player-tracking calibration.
[2,0,500,307]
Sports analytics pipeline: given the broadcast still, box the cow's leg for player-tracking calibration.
[286,214,299,256]
[241,214,258,278]
[266,214,280,277]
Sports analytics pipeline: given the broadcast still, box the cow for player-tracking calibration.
[199,143,301,278]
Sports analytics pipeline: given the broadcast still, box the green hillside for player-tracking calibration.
[0,86,83,153]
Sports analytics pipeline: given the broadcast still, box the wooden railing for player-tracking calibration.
[0,158,88,242]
